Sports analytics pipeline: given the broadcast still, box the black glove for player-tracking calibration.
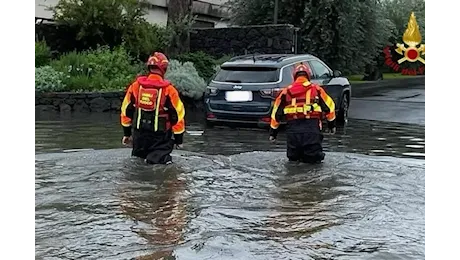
[123,126,132,137]
[327,120,336,133]
[327,120,336,129]
[269,127,278,140]
[174,133,183,145]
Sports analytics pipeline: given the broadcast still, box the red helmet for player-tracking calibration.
[146,52,169,75]
[292,63,312,80]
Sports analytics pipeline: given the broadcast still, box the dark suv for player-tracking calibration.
[204,54,351,127]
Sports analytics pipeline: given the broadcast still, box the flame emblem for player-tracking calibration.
[395,12,425,64]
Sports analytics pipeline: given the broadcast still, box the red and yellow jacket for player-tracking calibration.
[121,74,185,139]
[269,76,336,134]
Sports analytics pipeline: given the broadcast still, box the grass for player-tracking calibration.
[347,73,417,84]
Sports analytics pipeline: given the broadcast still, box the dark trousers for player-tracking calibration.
[286,132,325,163]
[286,119,325,164]
[132,129,174,164]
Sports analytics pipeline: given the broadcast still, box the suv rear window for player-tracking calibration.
[213,67,279,83]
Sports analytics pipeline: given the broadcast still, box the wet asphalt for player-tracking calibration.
[350,84,425,125]
[35,84,425,260]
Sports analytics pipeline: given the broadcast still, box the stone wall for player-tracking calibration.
[190,24,299,57]
[36,76,424,113]
[35,92,204,113]
[36,92,125,113]
[37,22,299,58]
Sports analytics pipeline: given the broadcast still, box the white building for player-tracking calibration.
[35,0,230,28]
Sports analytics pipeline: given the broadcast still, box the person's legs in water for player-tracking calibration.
[131,130,149,160]
[302,145,325,164]
[145,131,174,165]
[132,130,174,164]
[300,133,325,164]
[286,132,303,162]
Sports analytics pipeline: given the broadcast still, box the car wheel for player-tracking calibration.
[337,93,349,126]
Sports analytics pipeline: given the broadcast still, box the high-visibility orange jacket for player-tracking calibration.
[270,76,336,131]
[121,74,185,139]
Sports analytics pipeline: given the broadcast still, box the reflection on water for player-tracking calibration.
[35,112,425,260]
[35,149,424,260]
[119,163,188,259]
[35,112,425,159]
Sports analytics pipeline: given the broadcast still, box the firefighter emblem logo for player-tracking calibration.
[395,12,425,64]
[383,12,425,75]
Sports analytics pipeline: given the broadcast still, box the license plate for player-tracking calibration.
[225,91,253,102]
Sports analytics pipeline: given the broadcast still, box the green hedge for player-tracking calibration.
[165,60,207,100]
[49,45,141,92]
[35,43,213,100]
[174,51,216,81]
[174,52,232,81]
[35,41,52,67]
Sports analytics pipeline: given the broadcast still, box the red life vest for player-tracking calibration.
[283,81,323,121]
[135,76,171,132]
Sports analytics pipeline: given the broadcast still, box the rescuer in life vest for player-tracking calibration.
[269,63,336,164]
[120,52,186,164]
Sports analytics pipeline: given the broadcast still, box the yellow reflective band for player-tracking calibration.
[324,96,335,111]
[312,103,322,112]
[302,81,311,87]
[136,108,142,129]
[305,89,311,104]
[176,102,185,121]
[284,107,303,114]
[121,100,129,116]
[136,87,144,129]
[154,88,162,132]
[283,104,322,114]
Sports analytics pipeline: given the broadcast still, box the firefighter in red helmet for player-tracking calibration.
[120,52,186,164]
[269,62,336,163]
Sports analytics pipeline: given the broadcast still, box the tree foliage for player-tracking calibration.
[35,41,52,67]
[165,14,195,57]
[166,0,194,57]
[50,0,167,59]
[227,0,424,75]
[382,0,425,43]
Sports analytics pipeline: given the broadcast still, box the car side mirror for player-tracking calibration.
[333,70,342,77]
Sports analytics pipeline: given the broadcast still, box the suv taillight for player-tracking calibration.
[206,86,218,96]
[260,88,281,98]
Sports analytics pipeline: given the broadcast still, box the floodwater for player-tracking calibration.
[35,112,425,260]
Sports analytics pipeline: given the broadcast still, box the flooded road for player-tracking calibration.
[36,112,425,159]
[35,112,425,260]
[350,84,425,125]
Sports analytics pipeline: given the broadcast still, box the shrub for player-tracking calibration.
[61,74,111,92]
[213,54,233,73]
[35,41,52,67]
[35,66,66,93]
[123,22,169,61]
[50,0,169,60]
[174,51,217,81]
[214,54,232,65]
[50,45,140,91]
[165,60,207,100]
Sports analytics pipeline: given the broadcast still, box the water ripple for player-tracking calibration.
[35,148,424,259]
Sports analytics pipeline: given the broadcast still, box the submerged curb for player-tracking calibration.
[351,76,425,97]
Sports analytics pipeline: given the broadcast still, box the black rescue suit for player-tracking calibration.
[121,74,186,164]
[269,76,336,163]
